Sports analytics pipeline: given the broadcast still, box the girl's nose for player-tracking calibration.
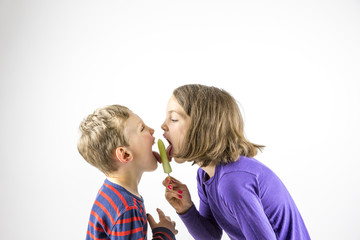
[161,122,167,131]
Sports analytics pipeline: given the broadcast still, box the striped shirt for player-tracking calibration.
[86,179,175,240]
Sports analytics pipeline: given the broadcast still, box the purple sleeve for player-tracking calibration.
[219,172,277,239]
[178,205,222,240]
[177,171,222,240]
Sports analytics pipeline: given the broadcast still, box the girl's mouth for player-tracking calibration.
[167,144,173,160]
[164,136,173,161]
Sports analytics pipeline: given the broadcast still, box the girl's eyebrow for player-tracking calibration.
[168,110,187,118]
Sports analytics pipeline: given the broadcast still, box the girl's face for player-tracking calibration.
[161,95,191,164]
[125,113,158,172]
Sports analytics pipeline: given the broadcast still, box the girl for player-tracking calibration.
[161,84,310,240]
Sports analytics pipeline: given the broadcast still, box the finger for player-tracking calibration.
[166,183,175,191]
[165,183,186,195]
[165,190,177,199]
[165,191,184,201]
[162,176,183,186]
[156,208,166,220]
[164,180,185,191]
[147,213,156,229]
[168,176,182,183]
[162,177,174,187]
[165,189,185,201]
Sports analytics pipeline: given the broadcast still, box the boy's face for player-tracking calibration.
[124,113,158,172]
[161,95,191,164]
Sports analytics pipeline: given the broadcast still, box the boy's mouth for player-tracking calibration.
[153,151,161,163]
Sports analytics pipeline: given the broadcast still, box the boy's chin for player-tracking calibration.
[145,165,158,173]
[174,157,186,164]
[150,158,159,171]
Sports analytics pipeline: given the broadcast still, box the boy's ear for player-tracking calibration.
[115,147,133,164]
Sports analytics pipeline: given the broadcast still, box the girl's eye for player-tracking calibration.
[141,126,145,131]
[171,119,178,122]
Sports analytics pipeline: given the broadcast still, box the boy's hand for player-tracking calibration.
[147,208,178,235]
[162,176,194,214]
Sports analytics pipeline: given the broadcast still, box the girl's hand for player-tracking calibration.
[162,176,193,214]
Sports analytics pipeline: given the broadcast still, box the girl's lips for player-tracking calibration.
[163,136,173,161]
[166,144,173,161]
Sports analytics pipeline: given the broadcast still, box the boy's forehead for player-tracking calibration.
[124,113,142,132]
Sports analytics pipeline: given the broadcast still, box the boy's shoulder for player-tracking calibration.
[88,179,147,238]
[97,179,144,213]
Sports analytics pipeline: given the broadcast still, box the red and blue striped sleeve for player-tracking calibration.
[109,208,175,240]
[152,227,176,240]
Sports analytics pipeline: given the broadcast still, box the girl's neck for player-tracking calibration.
[201,164,216,179]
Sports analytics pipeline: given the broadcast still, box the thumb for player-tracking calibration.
[147,213,156,229]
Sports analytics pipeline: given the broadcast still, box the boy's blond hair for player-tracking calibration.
[77,105,131,174]
[173,84,264,167]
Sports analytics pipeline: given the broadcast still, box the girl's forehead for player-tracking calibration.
[167,95,183,111]
[167,101,187,119]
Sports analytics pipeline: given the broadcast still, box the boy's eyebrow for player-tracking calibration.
[137,120,143,127]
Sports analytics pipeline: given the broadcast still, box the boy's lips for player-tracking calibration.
[153,150,172,163]
[153,151,161,163]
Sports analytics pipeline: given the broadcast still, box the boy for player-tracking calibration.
[78,104,177,240]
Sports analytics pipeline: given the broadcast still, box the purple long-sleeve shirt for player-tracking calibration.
[179,156,310,240]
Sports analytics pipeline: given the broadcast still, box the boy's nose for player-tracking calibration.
[149,127,155,135]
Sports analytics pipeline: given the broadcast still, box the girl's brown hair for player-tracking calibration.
[77,105,131,174]
[173,84,264,167]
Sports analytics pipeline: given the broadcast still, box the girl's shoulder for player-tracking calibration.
[218,156,278,184]
[221,156,267,175]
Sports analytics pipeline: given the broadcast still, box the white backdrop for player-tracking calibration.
[1,1,359,239]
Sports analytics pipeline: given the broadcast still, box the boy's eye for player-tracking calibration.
[141,125,145,131]
[171,119,178,122]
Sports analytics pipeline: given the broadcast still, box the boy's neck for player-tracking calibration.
[107,170,142,198]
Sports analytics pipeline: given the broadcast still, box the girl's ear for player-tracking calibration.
[115,147,133,164]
